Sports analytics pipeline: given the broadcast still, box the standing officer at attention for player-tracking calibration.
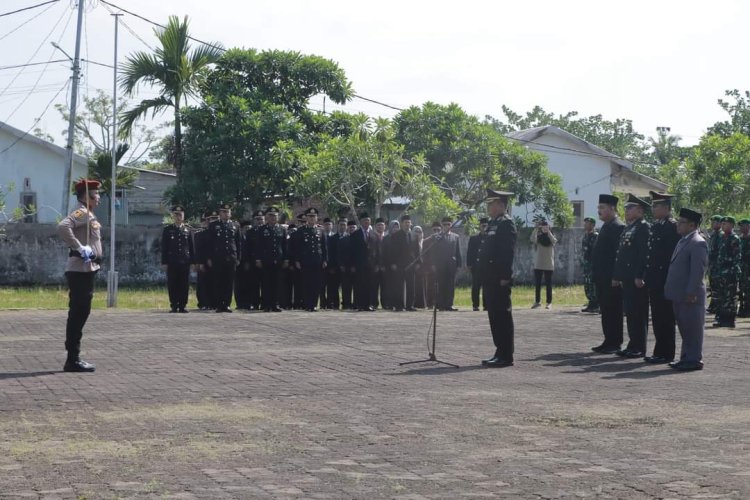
[161,205,194,313]
[290,208,328,311]
[431,216,462,311]
[467,217,489,311]
[57,179,103,372]
[206,202,241,312]
[479,189,517,368]
[581,216,599,313]
[643,192,680,363]
[714,216,740,328]
[613,194,651,358]
[256,207,288,312]
[736,218,750,318]
[591,194,625,354]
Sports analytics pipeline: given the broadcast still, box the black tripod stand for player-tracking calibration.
[399,222,464,369]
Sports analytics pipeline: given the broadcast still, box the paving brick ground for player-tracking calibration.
[0,305,748,499]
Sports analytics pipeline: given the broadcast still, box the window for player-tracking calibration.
[20,192,36,223]
[571,200,584,227]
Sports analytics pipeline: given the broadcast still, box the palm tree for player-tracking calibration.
[119,15,223,178]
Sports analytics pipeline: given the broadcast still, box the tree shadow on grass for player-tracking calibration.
[0,370,60,380]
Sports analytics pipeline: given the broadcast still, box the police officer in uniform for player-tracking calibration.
[161,205,194,313]
[57,179,103,372]
[290,208,328,311]
[591,194,626,354]
[479,189,517,368]
[234,218,254,310]
[257,206,288,311]
[206,202,242,312]
[581,216,599,313]
[643,192,680,363]
[195,210,218,310]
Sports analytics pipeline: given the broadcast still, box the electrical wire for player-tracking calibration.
[0,59,69,71]
[0,0,59,18]
[0,0,57,41]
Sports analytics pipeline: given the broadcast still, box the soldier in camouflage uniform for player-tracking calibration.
[581,216,599,312]
[713,216,740,328]
[707,215,723,313]
[737,219,750,317]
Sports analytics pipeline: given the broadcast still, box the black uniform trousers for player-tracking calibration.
[212,260,236,310]
[370,269,386,308]
[301,264,323,310]
[622,283,649,353]
[260,262,282,310]
[470,268,485,309]
[354,267,371,310]
[435,266,457,310]
[234,265,251,309]
[167,263,190,310]
[341,269,354,309]
[649,288,676,359]
[325,268,340,309]
[196,268,214,309]
[596,281,624,348]
[485,283,514,361]
[65,271,97,361]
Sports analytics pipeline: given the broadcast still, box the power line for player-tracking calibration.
[352,94,403,112]
[0,0,59,18]
[0,0,58,41]
[0,59,69,71]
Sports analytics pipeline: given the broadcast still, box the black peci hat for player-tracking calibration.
[598,194,619,207]
[679,208,702,225]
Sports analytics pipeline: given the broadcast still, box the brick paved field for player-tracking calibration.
[0,306,748,499]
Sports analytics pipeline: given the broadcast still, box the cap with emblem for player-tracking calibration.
[624,193,651,209]
[583,216,596,224]
[711,215,723,222]
[305,207,319,216]
[253,210,265,218]
[73,178,101,196]
[598,194,619,207]
[265,206,280,215]
[486,189,513,204]
[679,208,702,225]
[171,205,185,213]
[296,213,305,221]
[721,216,736,224]
[218,202,232,211]
[739,218,750,225]
[649,191,673,206]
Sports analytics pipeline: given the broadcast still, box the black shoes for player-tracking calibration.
[616,349,645,358]
[644,355,672,364]
[473,307,480,311]
[215,307,233,313]
[591,344,620,354]
[64,359,95,373]
[178,308,188,313]
[484,357,514,368]
[405,307,417,312]
[669,360,704,371]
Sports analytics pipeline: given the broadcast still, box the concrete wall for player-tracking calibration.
[0,224,589,286]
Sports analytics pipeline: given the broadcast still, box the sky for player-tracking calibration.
[1,0,749,155]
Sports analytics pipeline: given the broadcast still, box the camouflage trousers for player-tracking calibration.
[583,263,597,307]
[739,265,750,315]
[714,275,737,320]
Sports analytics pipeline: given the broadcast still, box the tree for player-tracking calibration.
[286,115,458,220]
[395,102,572,226]
[119,15,224,178]
[707,89,750,137]
[168,48,353,216]
[86,143,138,197]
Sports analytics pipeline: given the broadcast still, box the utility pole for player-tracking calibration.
[60,0,86,216]
[108,12,122,308]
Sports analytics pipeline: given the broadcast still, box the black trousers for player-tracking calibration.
[414,270,426,308]
[485,283,514,361]
[622,283,649,352]
[196,268,214,309]
[354,267,372,309]
[301,263,323,310]
[341,269,354,309]
[325,268,340,309]
[212,260,236,310]
[370,269,386,309]
[166,263,190,310]
[534,269,553,304]
[596,281,623,348]
[470,268,485,309]
[234,265,252,308]
[65,271,97,361]
[649,287,675,360]
[436,266,457,309]
[260,261,282,310]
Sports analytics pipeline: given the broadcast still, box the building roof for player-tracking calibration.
[0,120,87,166]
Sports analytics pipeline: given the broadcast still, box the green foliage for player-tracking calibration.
[86,143,139,196]
[395,102,572,227]
[708,89,750,137]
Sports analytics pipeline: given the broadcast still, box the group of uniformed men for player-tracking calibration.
[161,203,471,314]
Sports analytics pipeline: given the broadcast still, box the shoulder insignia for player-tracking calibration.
[72,209,85,219]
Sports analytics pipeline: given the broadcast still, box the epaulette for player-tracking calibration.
[72,209,86,219]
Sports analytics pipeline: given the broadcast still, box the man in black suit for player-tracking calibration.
[386,214,417,311]
[479,189,517,367]
[591,194,626,353]
[644,192,680,363]
[324,218,347,310]
[350,212,374,311]
[467,217,489,311]
[612,194,652,358]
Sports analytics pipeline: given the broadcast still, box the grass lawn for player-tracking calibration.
[0,284,587,310]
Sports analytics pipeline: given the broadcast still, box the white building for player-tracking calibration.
[0,121,87,223]
[506,126,667,227]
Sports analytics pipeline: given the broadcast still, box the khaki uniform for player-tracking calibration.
[57,202,102,272]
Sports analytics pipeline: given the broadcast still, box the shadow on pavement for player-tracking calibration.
[0,370,60,380]
[601,368,682,380]
[389,364,487,376]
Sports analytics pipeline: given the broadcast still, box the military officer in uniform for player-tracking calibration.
[195,210,218,310]
[57,179,103,372]
[736,218,750,317]
[161,205,194,313]
[479,189,517,368]
[290,208,328,311]
[707,215,723,314]
[591,194,625,354]
[581,216,599,313]
[643,192,680,363]
[206,202,242,312]
[466,217,489,311]
[713,216,740,328]
[257,207,288,312]
[612,194,651,358]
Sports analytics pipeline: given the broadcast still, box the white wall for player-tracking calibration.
[0,130,87,223]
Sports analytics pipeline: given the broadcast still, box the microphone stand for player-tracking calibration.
[399,216,469,369]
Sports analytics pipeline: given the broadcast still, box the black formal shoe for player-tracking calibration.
[306,307,318,312]
[271,306,283,312]
[592,344,619,354]
[473,307,480,311]
[445,306,458,311]
[169,308,177,313]
[669,360,703,371]
[405,307,417,312]
[394,308,404,312]
[481,356,499,366]
[178,308,189,313]
[617,349,644,358]
[644,355,671,364]
[485,358,513,368]
[64,359,96,372]
[216,308,233,313]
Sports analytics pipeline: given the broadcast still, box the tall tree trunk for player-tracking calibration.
[174,102,183,179]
